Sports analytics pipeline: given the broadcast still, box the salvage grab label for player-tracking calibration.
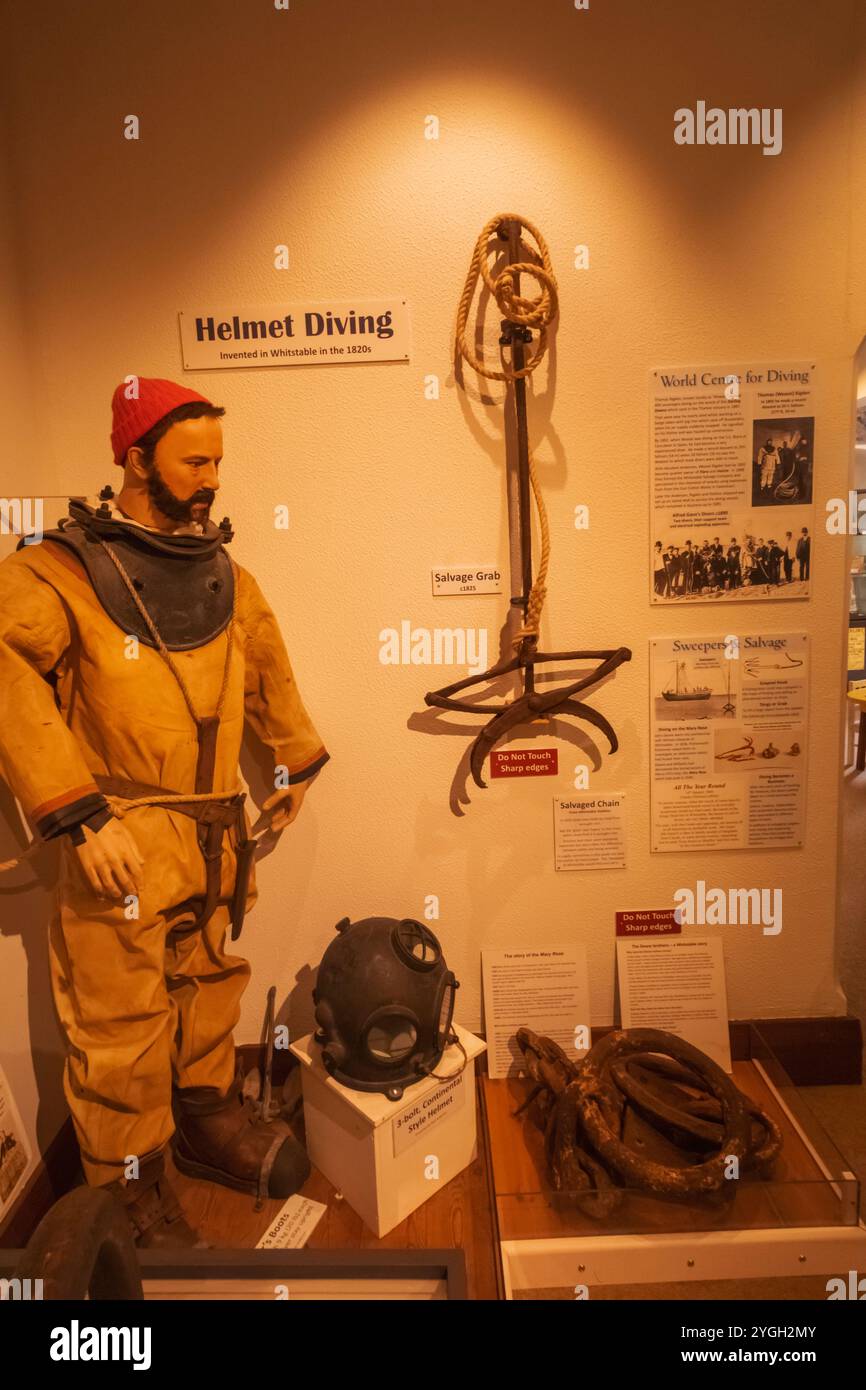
[432,565,502,596]
[391,1071,466,1157]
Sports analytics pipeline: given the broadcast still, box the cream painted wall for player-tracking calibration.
[0,0,864,1168]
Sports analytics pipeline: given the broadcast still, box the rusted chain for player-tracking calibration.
[515,1026,782,1217]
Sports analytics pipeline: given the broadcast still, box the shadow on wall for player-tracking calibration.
[288,962,318,1052]
[238,729,325,1043]
[0,783,67,1161]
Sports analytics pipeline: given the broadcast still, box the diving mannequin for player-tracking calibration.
[0,378,330,1245]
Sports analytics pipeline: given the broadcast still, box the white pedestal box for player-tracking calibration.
[290,1024,486,1237]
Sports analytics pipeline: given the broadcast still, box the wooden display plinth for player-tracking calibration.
[291,1025,486,1238]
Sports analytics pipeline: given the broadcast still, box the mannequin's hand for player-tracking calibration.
[262,780,309,832]
[73,818,144,900]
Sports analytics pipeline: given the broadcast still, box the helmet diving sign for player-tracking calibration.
[179,298,411,370]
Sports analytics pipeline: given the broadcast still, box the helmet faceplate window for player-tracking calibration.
[365,1011,419,1062]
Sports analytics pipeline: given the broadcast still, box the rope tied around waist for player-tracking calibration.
[105,788,244,819]
[455,213,558,648]
[0,788,248,875]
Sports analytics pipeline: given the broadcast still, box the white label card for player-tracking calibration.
[616,935,732,1071]
[255,1194,328,1249]
[179,298,411,369]
[650,633,808,852]
[553,793,627,870]
[481,945,591,1079]
[431,566,503,595]
[391,1070,467,1157]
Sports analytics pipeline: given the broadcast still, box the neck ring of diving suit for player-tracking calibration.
[30,495,236,650]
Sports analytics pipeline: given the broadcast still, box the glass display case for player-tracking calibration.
[481,1026,866,1299]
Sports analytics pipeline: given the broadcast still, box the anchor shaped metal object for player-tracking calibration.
[424,217,631,789]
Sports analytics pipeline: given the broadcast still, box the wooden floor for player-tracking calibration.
[168,1077,501,1300]
[13,1057,858,1300]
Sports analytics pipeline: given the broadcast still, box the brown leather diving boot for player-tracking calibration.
[172,1073,311,1204]
[102,1152,206,1249]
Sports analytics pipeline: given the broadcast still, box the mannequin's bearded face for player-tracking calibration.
[147,417,222,525]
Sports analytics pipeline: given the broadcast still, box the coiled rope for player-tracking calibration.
[455,213,559,649]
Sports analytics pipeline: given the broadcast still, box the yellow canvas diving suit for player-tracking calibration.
[0,502,328,1185]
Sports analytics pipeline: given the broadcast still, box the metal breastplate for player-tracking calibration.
[39,518,234,652]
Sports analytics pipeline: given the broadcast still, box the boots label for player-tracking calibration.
[256,1194,327,1249]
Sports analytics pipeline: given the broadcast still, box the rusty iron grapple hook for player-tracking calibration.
[423,214,630,791]
[426,643,632,788]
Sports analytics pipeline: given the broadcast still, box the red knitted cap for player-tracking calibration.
[111,377,215,465]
